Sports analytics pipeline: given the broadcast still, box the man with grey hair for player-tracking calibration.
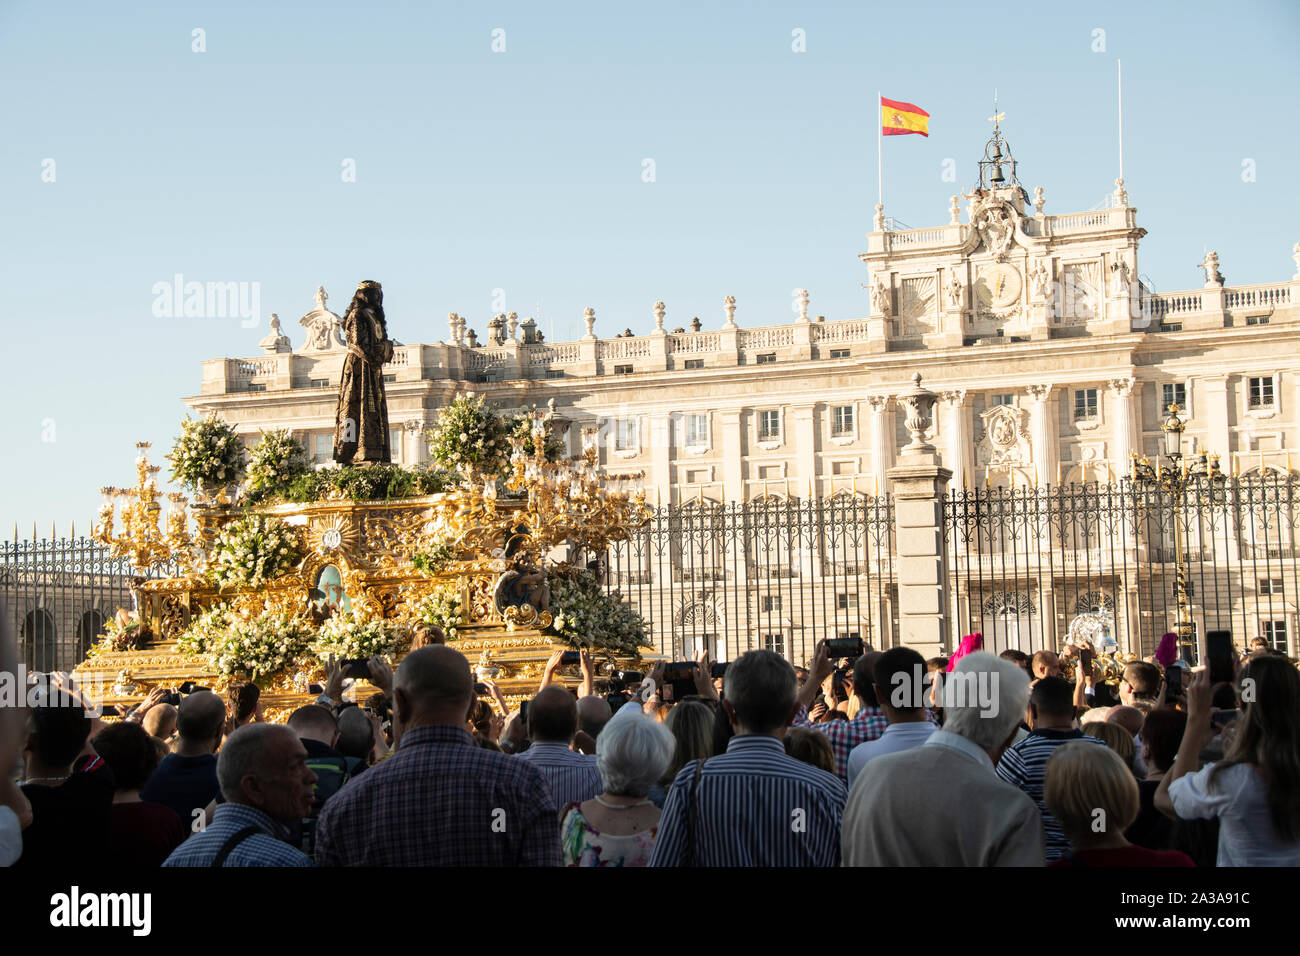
[650,649,846,866]
[841,651,1043,866]
[163,724,317,867]
[314,646,560,865]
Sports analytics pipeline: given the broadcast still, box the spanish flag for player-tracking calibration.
[881,96,929,137]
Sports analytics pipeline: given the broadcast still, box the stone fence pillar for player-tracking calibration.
[887,374,953,660]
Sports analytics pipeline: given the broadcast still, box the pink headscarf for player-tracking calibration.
[1154,632,1178,668]
[947,632,984,672]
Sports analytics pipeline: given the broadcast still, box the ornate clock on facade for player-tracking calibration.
[974,263,1022,313]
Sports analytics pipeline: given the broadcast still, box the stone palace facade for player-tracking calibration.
[183,128,1300,660]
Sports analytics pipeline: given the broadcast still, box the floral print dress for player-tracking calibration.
[560,803,658,867]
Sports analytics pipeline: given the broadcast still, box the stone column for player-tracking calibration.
[791,404,817,498]
[888,375,952,659]
[1204,376,1231,468]
[650,413,672,506]
[720,410,744,503]
[1108,378,1135,481]
[1025,384,1056,487]
[402,419,427,464]
[867,395,894,495]
[940,389,969,491]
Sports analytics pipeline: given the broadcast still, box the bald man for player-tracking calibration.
[141,691,226,826]
[574,695,612,754]
[314,646,560,866]
[518,686,602,805]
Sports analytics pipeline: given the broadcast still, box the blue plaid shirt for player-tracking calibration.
[163,803,312,868]
[315,724,561,866]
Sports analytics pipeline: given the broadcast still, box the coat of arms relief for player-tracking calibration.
[976,404,1032,467]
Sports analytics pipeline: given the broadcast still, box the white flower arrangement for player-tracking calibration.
[167,413,246,491]
[245,429,309,498]
[207,515,300,591]
[312,609,407,661]
[175,604,234,658]
[175,603,312,682]
[426,393,512,478]
[209,608,313,681]
[414,584,466,642]
[547,567,651,657]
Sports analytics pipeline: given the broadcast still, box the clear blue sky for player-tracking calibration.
[2,0,1297,536]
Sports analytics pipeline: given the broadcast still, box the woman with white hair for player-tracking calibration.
[560,697,674,866]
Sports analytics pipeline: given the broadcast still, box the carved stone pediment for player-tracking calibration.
[299,285,345,352]
[976,404,1031,466]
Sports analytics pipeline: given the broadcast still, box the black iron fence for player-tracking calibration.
[0,533,177,671]
[945,475,1300,659]
[11,476,1293,673]
[587,494,899,665]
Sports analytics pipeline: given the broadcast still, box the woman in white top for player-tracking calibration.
[1156,655,1300,866]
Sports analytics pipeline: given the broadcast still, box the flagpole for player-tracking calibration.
[877,91,883,213]
[1116,59,1125,186]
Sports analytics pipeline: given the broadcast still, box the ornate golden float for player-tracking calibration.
[74,405,652,721]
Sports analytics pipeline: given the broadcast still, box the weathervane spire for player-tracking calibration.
[987,89,1005,129]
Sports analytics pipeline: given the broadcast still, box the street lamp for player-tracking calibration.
[1131,404,1225,662]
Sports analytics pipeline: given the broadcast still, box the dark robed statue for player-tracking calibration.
[334,280,393,465]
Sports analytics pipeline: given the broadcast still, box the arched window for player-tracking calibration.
[23,609,57,672]
[75,609,106,663]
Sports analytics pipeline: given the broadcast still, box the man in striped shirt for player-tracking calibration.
[650,649,846,867]
[996,675,1107,862]
[516,686,602,808]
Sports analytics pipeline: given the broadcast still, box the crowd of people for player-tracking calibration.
[2,605,1299,868]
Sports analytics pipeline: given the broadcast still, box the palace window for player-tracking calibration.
[1259,578,1283,595]
[837,592,858,610]
[829,348,851,359]
[685,469,708,485]
[836,631,861,643]
[545,369,565,379]
[1248,376,1275,409]
[389,429,402,462]
[382,374,396,384]
[684,413,708,448]
[615,418,638,451]
[990,393,1014,407]
[758,464,782,480]
[614,364,633,375]
[756,353,777,365]
[309,378,329,389]
[758,409,781,442]
[831,405,855,437]
[314,434,332,463]
[1074,388,1099,420]
[1162,383,1187,414]
[1246,315,1270,326]
[762,594,782,612]
[684,358,704,370]
[762,633,786,656]
[1262,620,1288,649]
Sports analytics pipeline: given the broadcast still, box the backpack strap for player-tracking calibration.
[211,826,261,868]
[685,758,708,867]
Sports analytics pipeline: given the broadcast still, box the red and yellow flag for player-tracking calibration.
[880,96,929,137]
